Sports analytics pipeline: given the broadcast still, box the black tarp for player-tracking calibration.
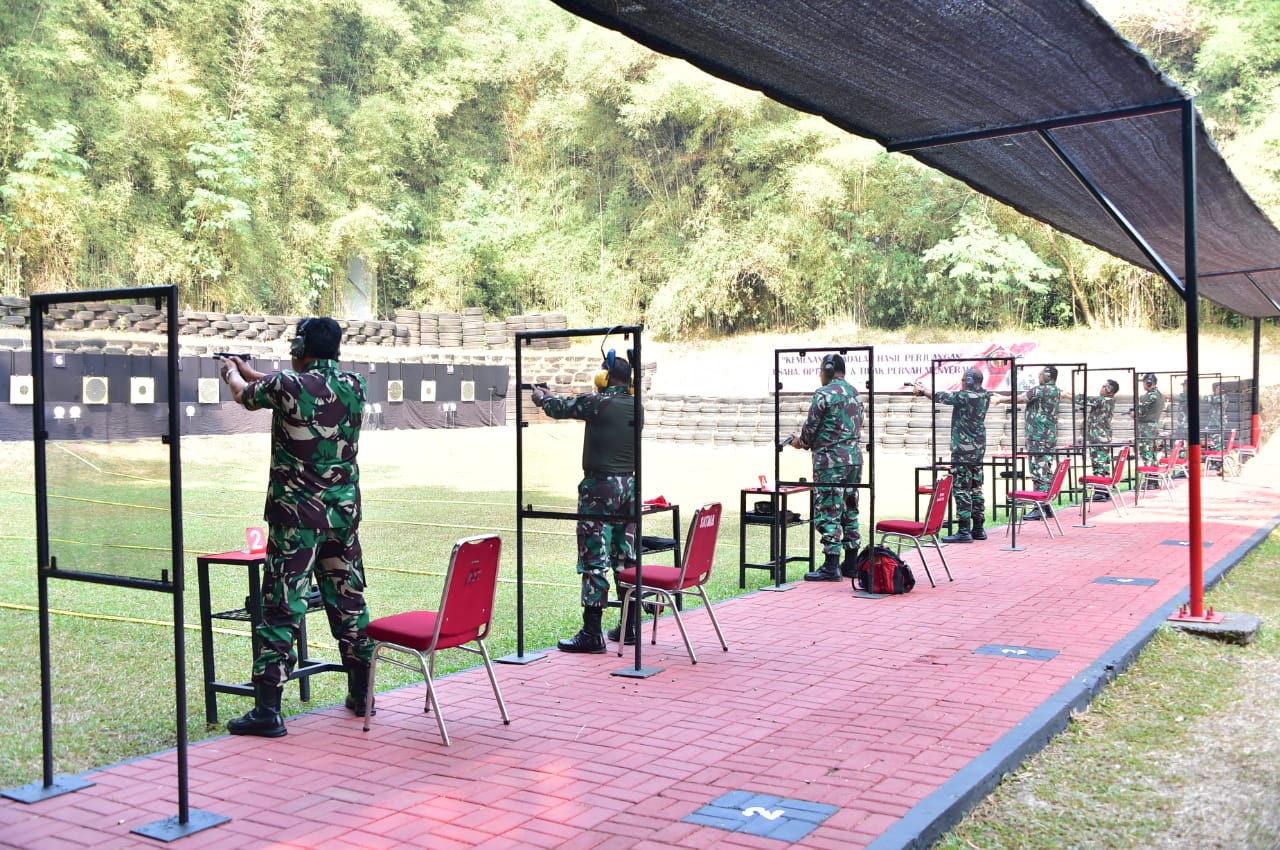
[548,0,1280,316]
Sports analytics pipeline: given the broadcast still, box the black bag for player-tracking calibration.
[752,501,800,523]
[853,545,915,595]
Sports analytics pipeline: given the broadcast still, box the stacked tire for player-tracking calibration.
[420,312,440,348]
[437,312,462,347]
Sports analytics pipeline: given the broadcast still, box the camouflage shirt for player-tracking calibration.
[932,389,991,465]
[243,359,366,529]
[1074,393,1115,443]
[799,378,864,470]
[1137,387,1166,426]
[1023,381,1060,446]
[540,386,641,475]
[1175,391,1226,435]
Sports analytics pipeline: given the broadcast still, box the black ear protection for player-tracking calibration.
[822,354,836,376]
[963,368,983,390]
[1142,372,1157,387]
[290,318,310,359]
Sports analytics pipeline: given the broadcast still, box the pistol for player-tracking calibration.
[520,382,549,391]
[213,352,253,361]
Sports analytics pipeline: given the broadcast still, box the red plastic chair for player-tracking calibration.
[875,474,954,588]
[1136,440,1181,501]
[1007,457,1070,538]
[1236,416,1261,465]
[1081,444,1130,515]
[1201,428,1238,476]
[616,503,727,664]
[362,534,510,745]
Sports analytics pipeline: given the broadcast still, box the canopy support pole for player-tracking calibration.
[1180,99,1212,621]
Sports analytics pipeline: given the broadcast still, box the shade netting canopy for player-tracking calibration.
[549,0,1280,317]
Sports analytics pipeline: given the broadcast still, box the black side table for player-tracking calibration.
[196,550,345,724]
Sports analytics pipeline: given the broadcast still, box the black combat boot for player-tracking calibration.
[558,607,606,654]
[942,520,973,544]
[840,546,859,578]
[227,681,287,738]
[804,552,842,582]
[344,661,375,717]
[606,598,641,645]
[970,515,987,541]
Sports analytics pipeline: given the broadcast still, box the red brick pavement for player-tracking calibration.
[2,468,1277,850]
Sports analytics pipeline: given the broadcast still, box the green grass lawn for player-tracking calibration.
[0,431,841,787]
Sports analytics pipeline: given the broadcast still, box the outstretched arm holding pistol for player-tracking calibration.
[217,354,264,405]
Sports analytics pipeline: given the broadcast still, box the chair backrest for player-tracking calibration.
[674,502,723,589]
[1108,445,1130,485]
[1226,428,1237,452]
[1164,440,1184,470]
[922,475,953,536]
[434,534,502,650]
[1046,456,1071,499]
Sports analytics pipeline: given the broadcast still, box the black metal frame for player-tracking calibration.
[4,285,228,840]
[769,345,874,587]
[1000,360,1086,549]
[1067,365,1137,525]
[918,355,1018,538]
[892,99,1214,613]
[508,325,660,678]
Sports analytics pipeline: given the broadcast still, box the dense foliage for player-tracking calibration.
[1,0,1276,335]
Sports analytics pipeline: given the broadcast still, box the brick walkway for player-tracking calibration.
[3,457,1277,850]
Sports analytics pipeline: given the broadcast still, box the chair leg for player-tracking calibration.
[1035,503,1055,538]
[693,587,729,653]
[616,589,634,658]
[421,652,448,746]
[928,535,953,581]
[908,537,936,588]
[476,639,511,726]
[362,646,382,733]
[1049,506,1070,535]
[657,590,696,663]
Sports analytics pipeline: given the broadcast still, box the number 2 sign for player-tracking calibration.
[245,527,266,554]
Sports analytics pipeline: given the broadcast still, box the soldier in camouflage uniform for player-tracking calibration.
[915,368,991,543]
[1075,379,1119,501]
[220,317,374,738]
[995,365,1060,520]
[788,353,864,582]
[1176,379,1226,451]
[1136,372,1167,474]
[532,357,640,653]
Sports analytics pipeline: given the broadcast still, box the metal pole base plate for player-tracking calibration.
[496,651,547,665]
[611,665,664,679]
[2,775,93,803]
[132,809,231,842]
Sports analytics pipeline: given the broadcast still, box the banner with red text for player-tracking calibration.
[777,342,1038,394]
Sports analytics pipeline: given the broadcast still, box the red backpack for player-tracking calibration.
[853,545,916,595]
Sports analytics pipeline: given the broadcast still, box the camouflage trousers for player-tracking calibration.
[1027,440,1054,492]
[952,462,985,523]
[1137,423,1161,466]
[813,463,861,556]
[576,473,636,608]
[253,524,373,689]
[1088,443,1113,478]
